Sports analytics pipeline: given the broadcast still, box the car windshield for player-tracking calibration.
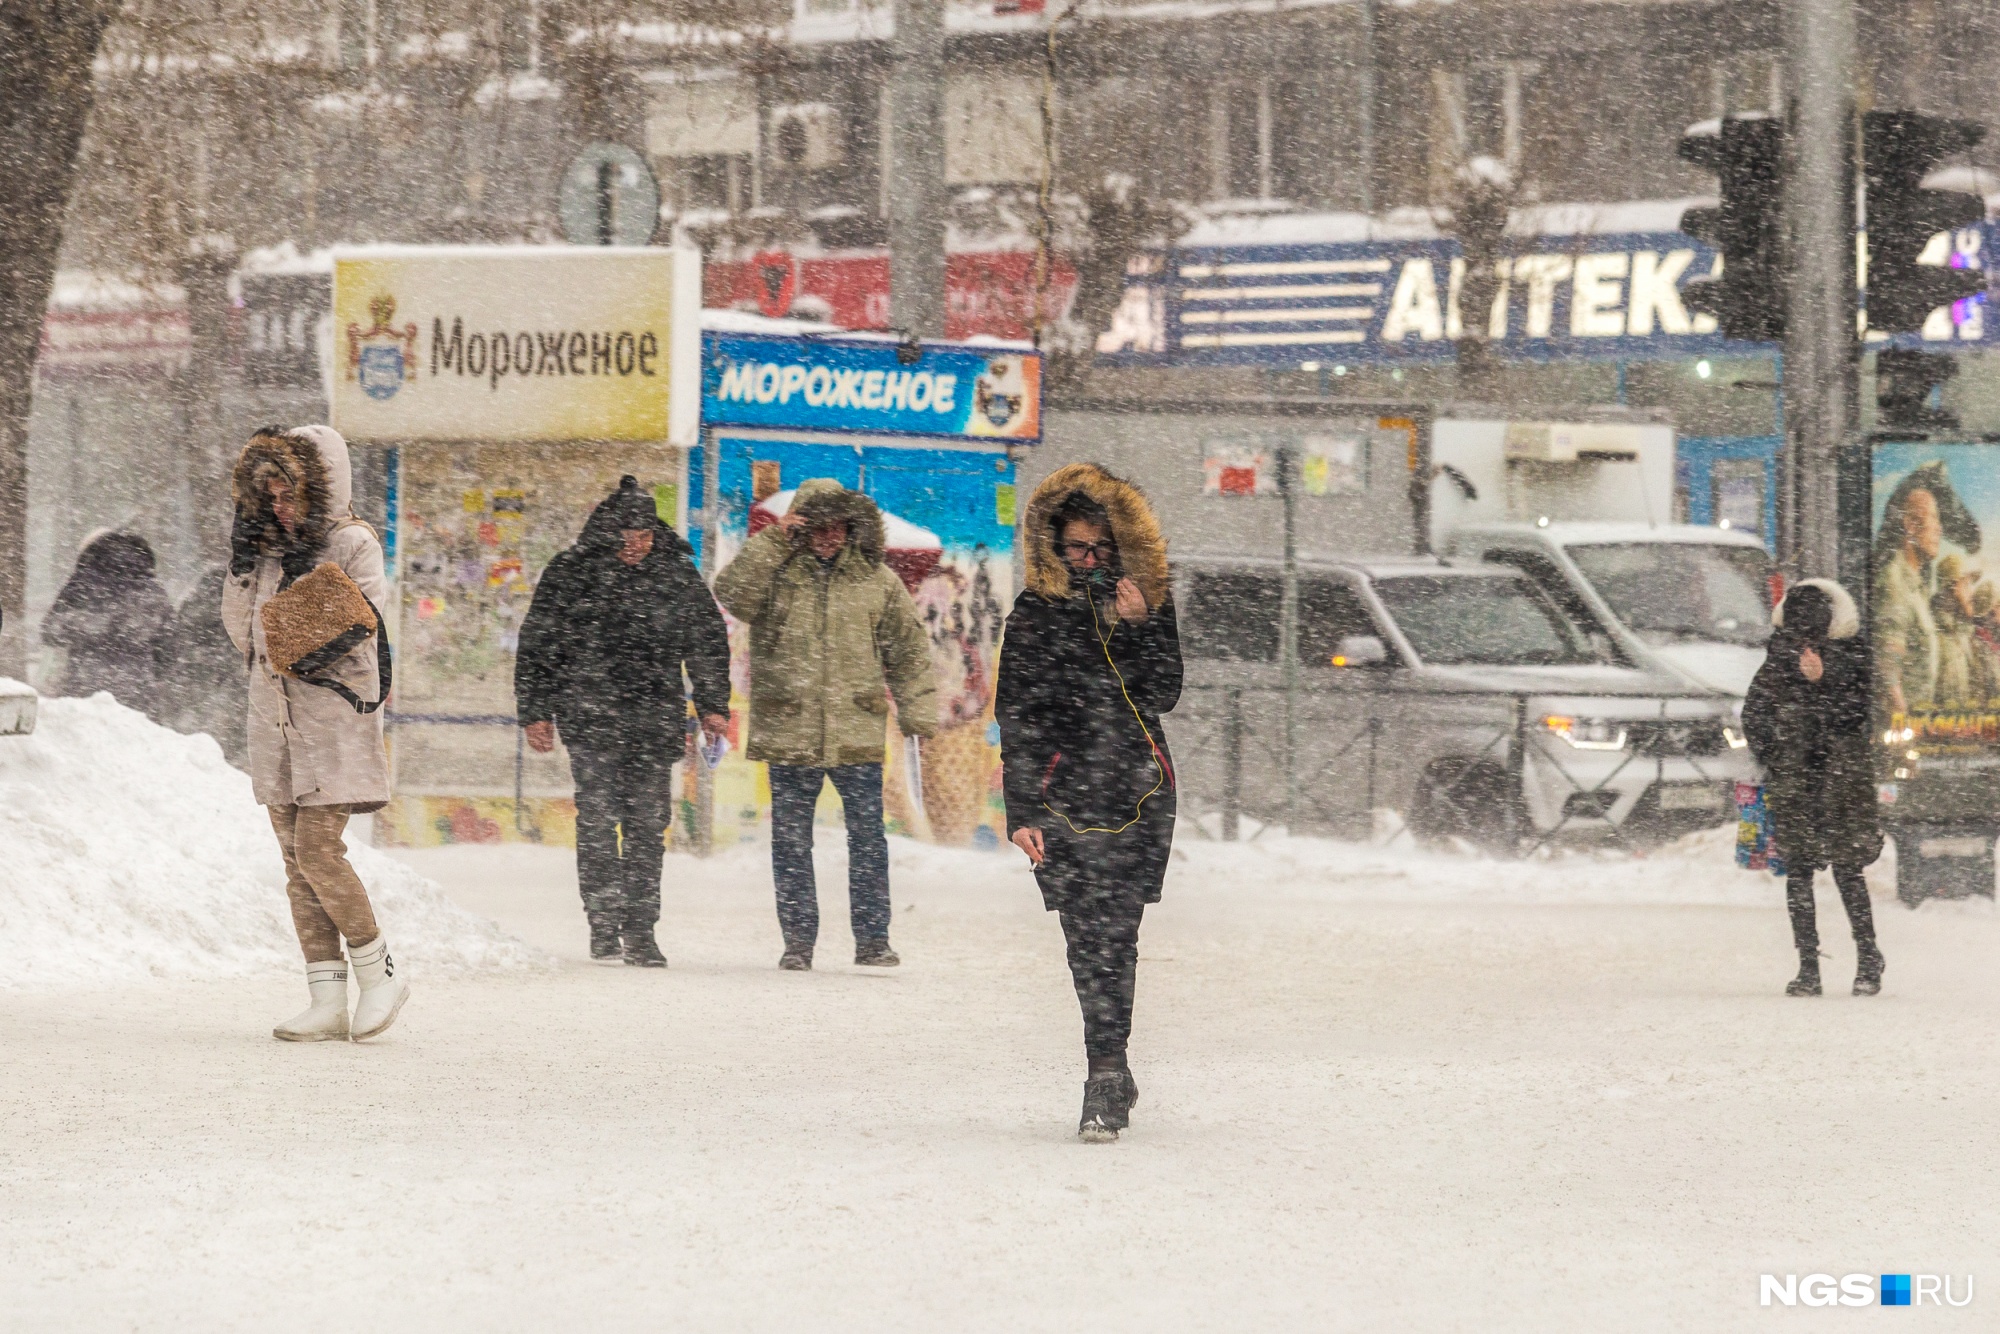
[1565,541,1774,647]
[1373,575,1593,666]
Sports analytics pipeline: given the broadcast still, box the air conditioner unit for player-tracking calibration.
[769,103,844,171]
[1504,421,1644,463]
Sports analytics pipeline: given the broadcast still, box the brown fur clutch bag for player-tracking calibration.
[259,563,389,712]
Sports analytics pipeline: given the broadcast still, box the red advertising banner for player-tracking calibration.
[705,248,1077,341]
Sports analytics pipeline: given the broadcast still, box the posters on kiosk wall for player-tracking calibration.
[699,434,1020,851]
[330,246,703,444]
[1872,442,2000,819]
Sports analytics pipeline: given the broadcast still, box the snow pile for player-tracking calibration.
[0,695,549,989]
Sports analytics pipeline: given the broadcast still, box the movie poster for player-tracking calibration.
[1871,442,2000,822]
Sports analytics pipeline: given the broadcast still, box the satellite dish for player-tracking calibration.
[559,142,661,247]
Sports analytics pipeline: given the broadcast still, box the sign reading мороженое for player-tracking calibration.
[700,333,1042,442]
[331,247,701,445]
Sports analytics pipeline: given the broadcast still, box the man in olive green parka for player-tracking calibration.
[714,479,937,970]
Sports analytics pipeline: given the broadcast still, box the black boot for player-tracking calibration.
[620,928,667,968]
[1079,1072,1131,1142]
[1786,950,1822,997]
[779,944,813,971]
[588,918,621,963]
[1854,942,1885,997]
[854,938,900,967]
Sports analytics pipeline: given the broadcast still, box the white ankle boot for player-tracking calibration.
[348,936,410,1042]
[273,961,351,1041]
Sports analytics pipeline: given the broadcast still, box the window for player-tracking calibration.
[1373,575,1592,666]
[1480,549,1608,636]
[648,81,758,213]
[1565,542,1774,648]
[945,73,1043,185]
[1428,62,1536,199]
[1299,581,1386,665]
[1181,572,1280,661]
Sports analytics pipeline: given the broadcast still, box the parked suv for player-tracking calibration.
[1171,554,1754,847]
[1448,522,1776,696]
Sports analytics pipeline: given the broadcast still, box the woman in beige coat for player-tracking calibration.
[223,425,409,1042]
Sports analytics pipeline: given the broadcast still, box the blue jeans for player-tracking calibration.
[768,763,890,949]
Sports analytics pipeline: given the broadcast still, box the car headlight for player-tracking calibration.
[1722,725,1748,750]
[1542,714,1628,750]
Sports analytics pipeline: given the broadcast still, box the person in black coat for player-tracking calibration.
[996,463,1181,1142]
[515,476,732,966]
[41,531,173,715]
[161,564,250,768]
[1742,578,1885,997]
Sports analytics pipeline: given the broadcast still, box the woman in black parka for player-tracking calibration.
[42,530,173,714]
[996,463,1181,1142]
[1741,578,1885,997]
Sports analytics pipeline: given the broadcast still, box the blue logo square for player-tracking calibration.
[1881,1274,1911,1306]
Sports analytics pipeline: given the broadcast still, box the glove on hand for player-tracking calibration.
[279,541,320,586]
[228,506,263,577]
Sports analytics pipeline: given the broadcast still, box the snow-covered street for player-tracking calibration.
[5,706,1998,1330]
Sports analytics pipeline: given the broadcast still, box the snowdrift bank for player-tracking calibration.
[0,696,548,989]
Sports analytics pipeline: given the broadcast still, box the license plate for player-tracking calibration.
[1657,783,1724,811]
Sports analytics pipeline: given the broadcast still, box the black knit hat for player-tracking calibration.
[602,475,658,531]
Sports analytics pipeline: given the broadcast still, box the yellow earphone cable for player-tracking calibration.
[1041,591,1168,836]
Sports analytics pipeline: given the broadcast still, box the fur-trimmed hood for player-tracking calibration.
[231,424,353,555]
[1023,463,1169,609]
[1772,577,1861,640]
[788,478,887,567]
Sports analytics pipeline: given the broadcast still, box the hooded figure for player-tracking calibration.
[223,425,408,1043]
[713,478,937,970]
[1741,578,1885,997]
[995,463,1180,1141]
[514,475,732,965]
[41,530,173,710]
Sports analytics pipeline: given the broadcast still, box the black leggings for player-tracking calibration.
[1786,864,1878,954]
[1059,903,1145,1060]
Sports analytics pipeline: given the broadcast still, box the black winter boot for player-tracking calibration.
[1854,942,1885,996]
[621,929,667,968]
[588,918,622,963]
[1786,950,1823,997]
[1079,1072,1131,1142]
[854,938,900,967]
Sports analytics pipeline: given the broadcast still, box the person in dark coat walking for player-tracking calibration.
[515,477,732,966]
[1742,578,1886,997]
[41,531,173,713]
[996,463,1180,1142]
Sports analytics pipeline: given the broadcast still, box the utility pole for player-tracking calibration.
[888,0,947,337]
[1780,0,1857,579]
[1277,442,1300,831]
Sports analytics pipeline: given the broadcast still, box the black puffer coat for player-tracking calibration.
[1742,578,1884,872]
[42,531,172,710]
[514,477,731,745]
[996,465,1182,914]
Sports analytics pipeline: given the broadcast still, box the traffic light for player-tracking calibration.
[1862,110,1986,333]
[1677,112,1785,342]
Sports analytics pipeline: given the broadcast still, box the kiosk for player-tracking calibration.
[328,245,703,846]
[693,331,1042,849]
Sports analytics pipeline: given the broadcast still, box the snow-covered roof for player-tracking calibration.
[46,270,184,312]
[788,0,1360,45]
[1176,198,1717,249]
[1456,520,1769,548]
[701,308,841,335]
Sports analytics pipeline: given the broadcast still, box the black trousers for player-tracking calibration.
[569,732,677,934]
[1059,900,1146,1061]
[1786,863,1878,954]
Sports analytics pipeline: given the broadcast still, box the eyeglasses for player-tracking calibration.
[1060,540,1116,562]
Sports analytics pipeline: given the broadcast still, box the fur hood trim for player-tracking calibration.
[789,479,886,567]
[232,425,351,555]
[1773,577,1861,640]
[1023,463,1169,608]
